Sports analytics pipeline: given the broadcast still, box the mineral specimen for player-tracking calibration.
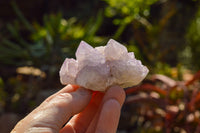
[59,39,149,91]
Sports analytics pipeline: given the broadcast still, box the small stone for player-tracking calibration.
[59,39,149,91]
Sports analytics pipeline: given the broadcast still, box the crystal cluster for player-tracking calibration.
[59,39,149,91]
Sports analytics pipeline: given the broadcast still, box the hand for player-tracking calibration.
[11,84,125,133]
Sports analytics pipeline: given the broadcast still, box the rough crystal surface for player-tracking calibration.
[59,39,149,91]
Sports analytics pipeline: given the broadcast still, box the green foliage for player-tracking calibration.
[126,43,143,60]
[0,2,105,71]
[104,0,158,38]
[154,62,172,77]
[153,62,184,80]
[184,7,200,70]
[104,0,158,17]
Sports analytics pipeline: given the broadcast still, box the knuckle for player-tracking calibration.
[49,93,72,108]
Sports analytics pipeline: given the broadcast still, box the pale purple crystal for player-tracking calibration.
[59,39,149,91]
[59,58,78,85]
[105,39,128,60]
[76,41,105,70]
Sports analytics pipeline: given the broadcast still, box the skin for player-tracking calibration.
[11,84,126,133]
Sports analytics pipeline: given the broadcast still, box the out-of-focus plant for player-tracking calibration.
[184,7,200,70]
[0,77,6,113]
[0,2,105,114]
[0,2,105,70]
[120,70,200,133]
[103,0,200,76]
[104,0,158,39]
[103,0,163,71]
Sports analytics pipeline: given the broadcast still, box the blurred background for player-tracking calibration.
[0,0,200,132]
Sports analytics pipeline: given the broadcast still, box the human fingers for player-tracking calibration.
[11,85,92,133]
[95,99,122,133]
[46,84,80,101]
[61,86,125,133]
[86,86,126,133]
[60,92,104,133]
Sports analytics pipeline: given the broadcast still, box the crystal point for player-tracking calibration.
[59,58,78,85]
[105,39,128,60]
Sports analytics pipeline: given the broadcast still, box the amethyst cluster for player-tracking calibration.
[59,39,149,91]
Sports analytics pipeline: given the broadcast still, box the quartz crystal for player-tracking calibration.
[59,39,149,91]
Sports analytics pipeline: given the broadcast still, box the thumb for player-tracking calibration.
[12,86,92,133]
